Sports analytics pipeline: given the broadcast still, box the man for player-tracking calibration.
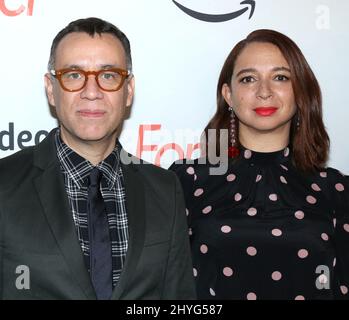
[0,17,196,300]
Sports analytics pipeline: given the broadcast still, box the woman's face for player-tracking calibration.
[222,42,297,137]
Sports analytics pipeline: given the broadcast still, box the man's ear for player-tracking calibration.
[126,75,135,107]
[44,73,56,107]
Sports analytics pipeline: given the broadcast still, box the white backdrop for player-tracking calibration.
[0,0,348,173]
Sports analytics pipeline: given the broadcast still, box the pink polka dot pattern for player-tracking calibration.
[298,249,308,259]
[340,285,348,295]
[306,195,317,204]
[186,167,195,175]
[186,208,189,216]
[194,188,204,197]
[247,292,257,300]
[311,183,321,191]
[200,244,208,254]
[321,233,329,241]
[202,206,212,214]
[171,147,349,300]
[223,267,233,277]
[234,193,242,201]
[247,246,257,256]
[247,207,257,216]
[272,271,282,281]
[280,176,287,184]
[244,150,252,159]
[333,218,337,228]
[284,148,290,157]
[335,183,345,192]
[269,194,278,201]
[221,225,232,233]
[272,229,282,237]
[226,174,236,182]
[194,174,197,181]
[295,210,305,220]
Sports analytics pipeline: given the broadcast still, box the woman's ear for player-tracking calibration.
[222,83,233,108]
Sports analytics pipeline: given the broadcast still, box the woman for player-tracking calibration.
[170,29,349,300]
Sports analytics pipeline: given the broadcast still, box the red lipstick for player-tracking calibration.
[254,107,278,116]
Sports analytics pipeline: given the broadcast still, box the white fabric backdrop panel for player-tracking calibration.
[0,0,348,173]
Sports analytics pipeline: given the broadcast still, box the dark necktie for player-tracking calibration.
[87,167,112,300]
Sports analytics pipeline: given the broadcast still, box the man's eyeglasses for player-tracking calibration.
[50,68,131,92]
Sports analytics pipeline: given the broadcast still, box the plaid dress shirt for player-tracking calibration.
[54,129,129,288]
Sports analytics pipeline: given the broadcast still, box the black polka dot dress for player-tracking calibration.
[169,147,349,300]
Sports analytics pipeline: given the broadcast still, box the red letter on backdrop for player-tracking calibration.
[0,0,34,16]
[0,0,25,16]
[136,124,161,158]
[186,143,200,159]
[154,143,185,167]
[27,0,34,15]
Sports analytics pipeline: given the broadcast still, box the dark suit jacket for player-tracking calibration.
[0,129,196,300]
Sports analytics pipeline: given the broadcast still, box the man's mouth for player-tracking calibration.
[78,110,106,118]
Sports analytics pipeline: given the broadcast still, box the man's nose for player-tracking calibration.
[80,75,104,100]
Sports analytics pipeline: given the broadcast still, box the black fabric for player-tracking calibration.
[87,167,112,300]
[170,146,349,300]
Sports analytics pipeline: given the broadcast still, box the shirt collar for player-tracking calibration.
[237,144,291,165]
[54,128,122,189]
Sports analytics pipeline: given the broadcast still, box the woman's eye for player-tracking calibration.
[240,76,255,83]
[275,75,289,81]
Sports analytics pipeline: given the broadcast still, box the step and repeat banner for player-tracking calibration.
[1,0,348,173]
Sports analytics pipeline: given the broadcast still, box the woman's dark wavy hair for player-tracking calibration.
[204,29,329,172]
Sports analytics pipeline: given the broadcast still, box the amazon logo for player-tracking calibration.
[173,0,256,22]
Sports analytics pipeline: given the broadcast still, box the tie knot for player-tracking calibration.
[88,167,102,187]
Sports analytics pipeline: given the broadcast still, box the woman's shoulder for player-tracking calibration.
[168,157,218,190]
[168,157,211,174]
[307,166,348,205]
[312,167,347,187]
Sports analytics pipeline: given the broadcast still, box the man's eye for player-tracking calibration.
[64,72,83,80]
[240,76,255,83]
[101,72,119,80]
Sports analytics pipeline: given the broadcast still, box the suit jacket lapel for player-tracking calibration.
[111,160,146,299]
[33,130,96,300]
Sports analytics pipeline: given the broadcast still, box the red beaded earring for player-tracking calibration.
[228,106,240,158]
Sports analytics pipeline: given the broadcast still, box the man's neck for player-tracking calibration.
[60,130,117,166]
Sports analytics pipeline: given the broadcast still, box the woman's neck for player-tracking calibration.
[238,123,290,152]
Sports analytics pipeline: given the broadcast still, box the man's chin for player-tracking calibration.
[78,133,111,143]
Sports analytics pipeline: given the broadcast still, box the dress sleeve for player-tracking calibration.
[329,169,349,299]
